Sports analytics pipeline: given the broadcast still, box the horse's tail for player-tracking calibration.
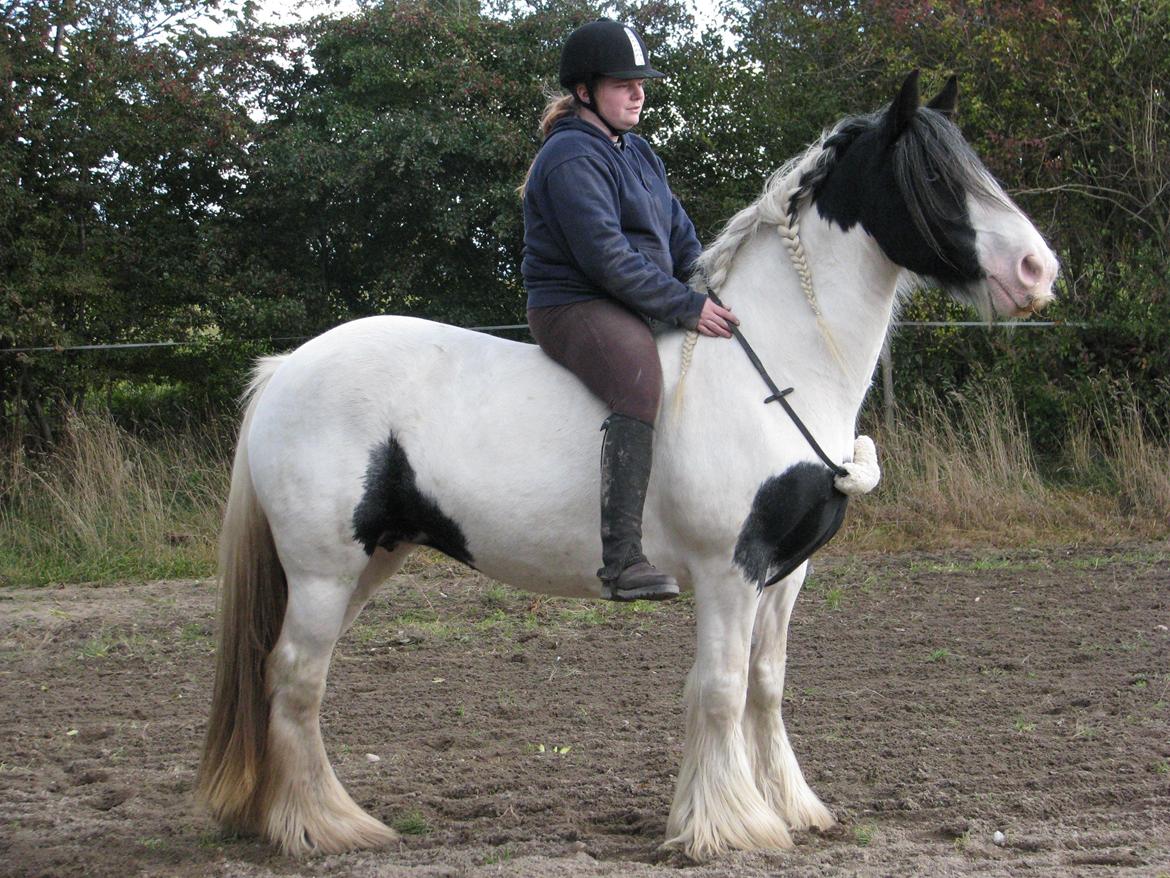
[196,355,288,833]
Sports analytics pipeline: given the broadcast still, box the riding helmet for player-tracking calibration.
[558,19,665,88]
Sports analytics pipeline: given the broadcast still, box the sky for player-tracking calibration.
[238,0,726,34]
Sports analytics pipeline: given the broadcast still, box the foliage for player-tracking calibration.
[0,0,1165,460]
[217,0,572,332]
[0,0,279,441]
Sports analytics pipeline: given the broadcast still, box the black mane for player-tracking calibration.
[801,104,1007,286]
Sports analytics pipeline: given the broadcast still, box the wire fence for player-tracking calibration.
[0,319,1107,444]
[0,320,1088,354]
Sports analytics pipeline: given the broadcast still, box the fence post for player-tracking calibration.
[880,336,895,430]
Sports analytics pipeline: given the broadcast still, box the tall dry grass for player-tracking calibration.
[1,385,1165,585]
[1068,390,1170,522]
[844,383,1170,549]
[0,410,229,585]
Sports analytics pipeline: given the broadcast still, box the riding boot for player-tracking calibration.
[597,414,680,601]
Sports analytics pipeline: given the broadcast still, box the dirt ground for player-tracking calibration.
[1,544,1168,878]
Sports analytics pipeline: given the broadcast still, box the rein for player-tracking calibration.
[705,288,849,479]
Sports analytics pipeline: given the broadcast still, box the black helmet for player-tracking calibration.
[558,19,665,89]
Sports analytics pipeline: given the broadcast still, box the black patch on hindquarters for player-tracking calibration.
[734,462,848,589]
[352,435,474,565]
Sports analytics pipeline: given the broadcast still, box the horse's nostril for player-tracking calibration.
[1018,253,1044,288]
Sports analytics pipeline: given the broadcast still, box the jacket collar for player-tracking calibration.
[548,115,625,149]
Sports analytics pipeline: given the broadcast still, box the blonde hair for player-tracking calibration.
[517,91,579,198]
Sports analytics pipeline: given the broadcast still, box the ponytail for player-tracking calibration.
[517,91,579,198]
[538,92,578,138]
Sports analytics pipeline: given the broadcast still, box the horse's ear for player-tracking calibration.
[884,70,921,143]
[926,75,959,119]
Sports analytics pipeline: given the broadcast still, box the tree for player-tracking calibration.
[0,0,272,439]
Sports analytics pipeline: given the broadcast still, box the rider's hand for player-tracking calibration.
[694,297,739,338]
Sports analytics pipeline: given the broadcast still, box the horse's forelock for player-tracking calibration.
[891,109,1010,256]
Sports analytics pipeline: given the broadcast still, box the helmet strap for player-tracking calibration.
[576,79,629,138]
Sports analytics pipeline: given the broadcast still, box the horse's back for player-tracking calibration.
[244,316,610,595]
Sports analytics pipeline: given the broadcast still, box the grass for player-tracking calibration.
[392,809,432,835]
[483,845,514,864]
[841,382,1170,550]
[77,628,148,660]
[1,383,1167,586]
[1,409,227,586]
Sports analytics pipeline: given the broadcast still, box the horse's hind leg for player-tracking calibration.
[343,545,414,634]
[258,547,411,855]
[744,563,834,832]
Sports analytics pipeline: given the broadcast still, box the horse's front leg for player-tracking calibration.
[744,563,834,832]
[664,563,792,860]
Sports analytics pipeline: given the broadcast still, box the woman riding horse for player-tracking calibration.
[521,19,739,601]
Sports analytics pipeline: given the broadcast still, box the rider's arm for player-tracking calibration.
[644,147,703,284]
[668,194,703,284]
[541,155,707,326]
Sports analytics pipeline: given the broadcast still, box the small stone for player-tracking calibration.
[571,841,587,852]
[993,830,1006,846]
[365,753,381,763]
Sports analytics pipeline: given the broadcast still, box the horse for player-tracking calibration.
[196,71,1058,860]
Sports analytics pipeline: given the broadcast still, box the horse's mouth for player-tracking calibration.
[989,276,1051,318]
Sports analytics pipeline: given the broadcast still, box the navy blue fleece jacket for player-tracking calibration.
[522,117,707,326]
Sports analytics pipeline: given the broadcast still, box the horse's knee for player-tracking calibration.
[266,631,335,716]
[748,663,785,714]
[265,585,349,734]
[693,670,749,725]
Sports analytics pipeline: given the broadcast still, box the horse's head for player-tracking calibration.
[807,71,1058,318]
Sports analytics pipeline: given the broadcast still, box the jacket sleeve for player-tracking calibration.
[541,155,707,326]
[669,195,703,283]
[647,146,704,283]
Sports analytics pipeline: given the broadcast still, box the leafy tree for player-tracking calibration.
[0,0,275,439]
[217,1,570,332]
[1,0,1164,449]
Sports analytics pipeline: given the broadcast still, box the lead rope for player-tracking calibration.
[704,288,849,478]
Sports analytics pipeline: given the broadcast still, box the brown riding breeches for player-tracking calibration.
[527,298,663,426]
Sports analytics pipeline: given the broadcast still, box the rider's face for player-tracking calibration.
[577,77,645,134]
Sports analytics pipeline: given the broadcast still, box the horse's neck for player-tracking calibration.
[692,210,900,434]
[796,212,902,410]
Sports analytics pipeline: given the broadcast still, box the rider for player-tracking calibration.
[521,19,739,602]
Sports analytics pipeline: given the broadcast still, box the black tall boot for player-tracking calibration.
[597,414,680,601]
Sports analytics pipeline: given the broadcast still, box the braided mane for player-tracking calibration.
[692,114,872,294]
[672,115,873,404]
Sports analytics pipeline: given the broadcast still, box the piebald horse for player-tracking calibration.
[197,72,1057,859]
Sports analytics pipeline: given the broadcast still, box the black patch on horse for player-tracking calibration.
[352,435,474,565]
[803,72,1004,296]
[734,463,848,589]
